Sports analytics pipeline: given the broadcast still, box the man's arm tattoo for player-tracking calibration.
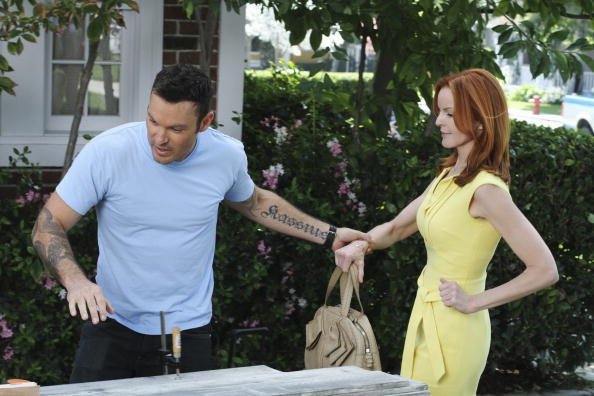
[32,207,76,281]
[260,205,328,241]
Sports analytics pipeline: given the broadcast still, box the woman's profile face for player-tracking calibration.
[435,87,474,154]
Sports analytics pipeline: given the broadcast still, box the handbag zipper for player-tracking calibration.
[352,320,374,368]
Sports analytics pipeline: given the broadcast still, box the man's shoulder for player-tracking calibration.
[92,121,145,143]
[84,122,145,152]
[203,128,245,151]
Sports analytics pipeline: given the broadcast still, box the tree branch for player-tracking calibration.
[478,6,594,20]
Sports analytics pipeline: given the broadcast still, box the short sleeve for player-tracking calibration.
[224,147,255,202]
[56,140,108,215]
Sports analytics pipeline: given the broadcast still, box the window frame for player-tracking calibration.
[44,10,138,133]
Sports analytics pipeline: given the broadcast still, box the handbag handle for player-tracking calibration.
[324,265,364,316]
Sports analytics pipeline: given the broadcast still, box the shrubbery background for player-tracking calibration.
[1,66,592,393]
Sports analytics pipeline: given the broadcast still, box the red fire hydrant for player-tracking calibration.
[532,95,541,115]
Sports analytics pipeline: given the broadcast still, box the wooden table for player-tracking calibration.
[41,365,429,395]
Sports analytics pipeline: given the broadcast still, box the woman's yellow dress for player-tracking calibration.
[400,168,509,395]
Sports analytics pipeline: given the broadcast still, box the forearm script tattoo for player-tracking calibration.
[32,207,77,281]
[260,205,329,241]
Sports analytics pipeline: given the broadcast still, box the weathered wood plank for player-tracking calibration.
[41,365,428,395]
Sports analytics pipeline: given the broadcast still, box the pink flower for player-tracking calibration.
[262,164,285,190]
[285,302,296,316]
[338,182,350,196]
[0,320,13,339]
[239,319,261,328]
[259,115,280,129]
[43,194,50,202]
[3,345,13,361]
[15,196,26,204]
[257,240,271,259]
[44,277,57,290]
[39,272,57,290]
[25,190,41,202]
[293,119,303,129]
[326,138,342,157]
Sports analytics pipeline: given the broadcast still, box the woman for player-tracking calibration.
[335,68,558,395]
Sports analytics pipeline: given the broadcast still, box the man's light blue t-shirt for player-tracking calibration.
[56,122,255,334]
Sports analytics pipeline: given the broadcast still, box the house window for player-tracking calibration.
[51,22,122,116]
[46,13,135,133]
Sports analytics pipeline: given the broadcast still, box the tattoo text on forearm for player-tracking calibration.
[32,207,76,281]
[260,205,328,240]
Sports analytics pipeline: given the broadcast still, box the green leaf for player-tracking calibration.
[0,76,17,95]
[307,62,327,77]
[289,26,307,46]
[322,73,335,87]
[184,1,194,18]
[548,29,569,43]
[499,41,523,59]
[497,28,514,45]
[16,38,24,54]
[278,1,291,16]
[7,42,19,55]
[552,50,568,80]
[313,47,330,58]
[519,20,535,35]
[310,29,322,51]
[578,54,594,72]
[87,17,105,42]
[331,50,347,61]
[492,24,511,34]
[21,33,37,43]
[0,55,11,72]
[528,47,544,77]
[566,38,589,51]
[588,213,594,224]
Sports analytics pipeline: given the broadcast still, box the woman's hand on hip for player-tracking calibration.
[439,278,476,314]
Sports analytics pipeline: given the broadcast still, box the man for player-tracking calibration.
[32,64,368,383]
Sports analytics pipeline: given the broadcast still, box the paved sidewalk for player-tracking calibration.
[509,108,566,129]
[481,364,594,396]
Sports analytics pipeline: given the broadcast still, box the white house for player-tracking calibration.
[0,0,247,168]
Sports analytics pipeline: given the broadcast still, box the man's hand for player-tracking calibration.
[334,240,369,283]
[66,278,115,324]
[332,228,371,251]
[439,278,475,314]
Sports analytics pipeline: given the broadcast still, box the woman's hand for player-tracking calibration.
[335,240,369,283]
[439,278,476,314]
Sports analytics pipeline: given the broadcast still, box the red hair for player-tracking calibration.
[432,69,510,186]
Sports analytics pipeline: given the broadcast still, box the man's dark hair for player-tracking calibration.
[151,64,213,120]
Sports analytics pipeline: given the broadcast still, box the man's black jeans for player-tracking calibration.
[70,318,212,383]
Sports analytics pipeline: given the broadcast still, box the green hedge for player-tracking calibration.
[1,67,592,393]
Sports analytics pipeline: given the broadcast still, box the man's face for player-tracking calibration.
[146,93,212,164]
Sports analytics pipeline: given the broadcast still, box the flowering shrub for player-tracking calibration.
[0,68,592,393]
[0,149,98,384]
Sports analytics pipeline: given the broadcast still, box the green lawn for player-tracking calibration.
[507,100,561,115]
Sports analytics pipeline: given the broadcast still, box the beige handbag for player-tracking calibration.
[304,265,381,370]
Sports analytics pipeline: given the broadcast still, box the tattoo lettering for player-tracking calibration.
[260,205,328,241]
[32,207,77,281]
